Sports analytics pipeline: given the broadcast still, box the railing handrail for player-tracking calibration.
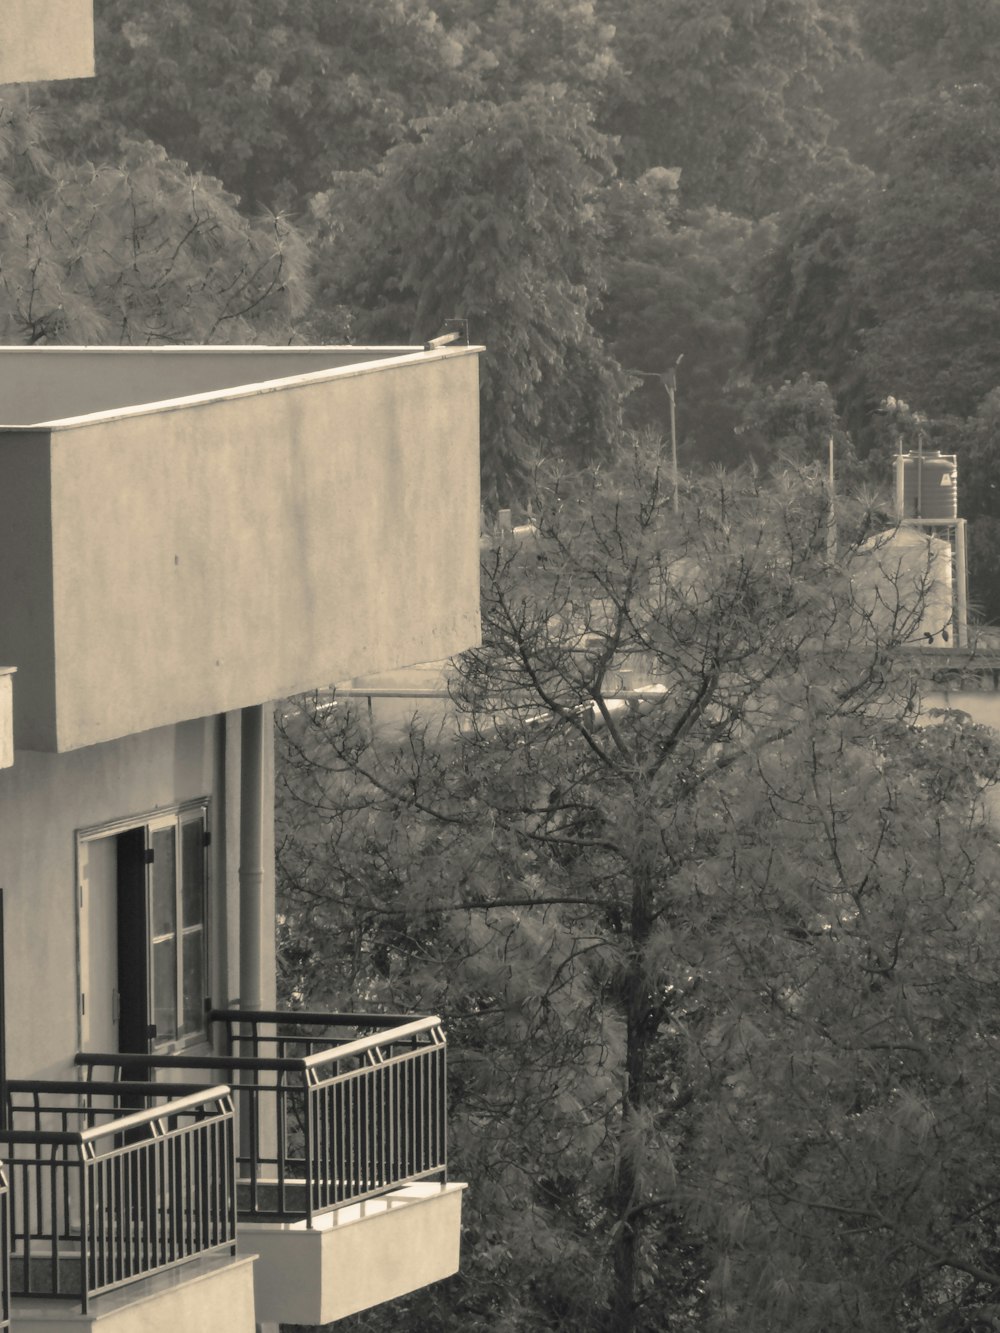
[300,1016,443,1072]
[210,1007,428,1029]
[79,1083,231,1146]
[76,1050,306,1075]
[0,1129,86,1148]
[9,1078,222,1098]
[0,1084,231,1149]
[77,1016,445,1080]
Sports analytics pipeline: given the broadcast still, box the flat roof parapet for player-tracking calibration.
[0,344,481,430]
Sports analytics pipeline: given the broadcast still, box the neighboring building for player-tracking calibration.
[0,344,481,1331]
[920,638,1000,820]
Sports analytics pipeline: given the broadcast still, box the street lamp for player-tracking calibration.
[629,354,684,513]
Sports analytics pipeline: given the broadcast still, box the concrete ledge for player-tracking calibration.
[10,1253,257,1333]
[0,0,94,84]
[0,668,13,767]
[238,1181,466,1325]
[0,346,482,752]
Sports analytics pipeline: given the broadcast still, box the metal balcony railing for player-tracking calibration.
[0,1080,236,1313]
[0,1163,10,1330]
[77,1011,448,1227]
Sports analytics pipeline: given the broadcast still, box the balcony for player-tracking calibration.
[0,344,481,752]
[77,1011,466,1326]
[0,1080,254,1331]
[0,0,94,84]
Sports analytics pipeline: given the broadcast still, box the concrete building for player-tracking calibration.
[0,0,94,84]
[0,344,481,1331]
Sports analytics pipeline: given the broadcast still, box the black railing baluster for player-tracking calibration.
[276,1070,287,1214]
[0,1083,235,1308]
[48,1143,59,1294]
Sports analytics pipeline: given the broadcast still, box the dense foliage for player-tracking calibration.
[308,92,626,505]
[279,459,1000,1332]
[0,95,307,344]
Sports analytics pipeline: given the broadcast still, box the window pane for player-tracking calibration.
[183,927,205,1037]
[153,937,178,1042]
[181,818,205,929]
[151,828,177,939]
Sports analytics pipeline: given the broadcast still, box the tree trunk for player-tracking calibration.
[607,846,660,1333]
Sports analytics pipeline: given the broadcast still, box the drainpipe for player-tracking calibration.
[237,704,268,1177]
[238,704,265,1016]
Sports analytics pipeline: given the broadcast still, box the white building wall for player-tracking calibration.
[0,714,272,1081]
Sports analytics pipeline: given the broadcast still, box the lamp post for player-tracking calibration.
[629,355,683,513]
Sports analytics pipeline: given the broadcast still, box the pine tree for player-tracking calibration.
[278,455,1000,1332]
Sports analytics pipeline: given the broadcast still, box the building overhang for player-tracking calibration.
[0,0,94,84]
[0,345,482,752]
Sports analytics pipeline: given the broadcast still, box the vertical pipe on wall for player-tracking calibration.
[956,519,969,649]
[239,705,265,1015]
[0,889,6,1131]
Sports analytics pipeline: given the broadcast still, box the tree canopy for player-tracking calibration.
[597,0,857,216]
[278,458,1000,1333]
[307,93,626,506]
[0,95,308,344]
[44,0,468,210]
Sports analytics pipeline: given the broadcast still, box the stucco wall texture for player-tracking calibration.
[0,347,482,751]
[0,711,276,1083]
[0,0,94,84]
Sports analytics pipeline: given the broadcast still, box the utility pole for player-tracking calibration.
[663,356,682,514]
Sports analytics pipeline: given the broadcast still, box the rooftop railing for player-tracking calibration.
[0,1080,236,1313]
[77,1010,448,1227]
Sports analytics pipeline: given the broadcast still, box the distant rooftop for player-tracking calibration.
[915,628,1000,689]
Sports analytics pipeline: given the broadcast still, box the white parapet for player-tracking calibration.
[238,1182,467,1326]
[10,1254,257,1333]
[0,667,14,768]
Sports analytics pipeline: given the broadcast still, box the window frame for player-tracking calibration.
[77,797,211,1054]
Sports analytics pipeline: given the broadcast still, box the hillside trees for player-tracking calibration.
[854,0,1000,82]
[308,93,626,506]
[40,0,469,210]
[433,0,616,104]
[850,84,1000,425]
[278,458,1000,1332]
[748,75,1000,612]
[596,0,857,216]
[42,0,620,212]
[0,95,308,343]
[598,174,778,467]
[750,42,1000,438]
